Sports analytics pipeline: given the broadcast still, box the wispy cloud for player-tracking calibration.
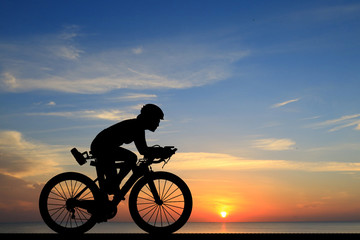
[59,25,81,40]
[111,93,157,101]
[310,113,360,132]
[49,45,83,60]
[271,98,300,108]
[27,109,136,121]
[169,152,360,172]
[252,138,296,151]
[46,101,56,106]
[0,28,250,93]
[132,46,143,54]
[48,25,83,60]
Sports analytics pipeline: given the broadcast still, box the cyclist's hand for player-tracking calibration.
[147,145,177,160]
[146,145,163,159]
[162,146,177,159]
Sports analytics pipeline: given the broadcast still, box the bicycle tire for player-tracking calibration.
[129,171,192,234]
[39,172,100,234]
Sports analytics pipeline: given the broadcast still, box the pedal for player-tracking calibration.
[106,205,117,220]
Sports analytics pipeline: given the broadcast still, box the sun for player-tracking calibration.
[220,211,227,218]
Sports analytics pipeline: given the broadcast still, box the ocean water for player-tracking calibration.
[1,222,360,233]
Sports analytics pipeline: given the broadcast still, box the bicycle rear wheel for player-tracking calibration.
[129,171,192,234]
[39,172,100,234]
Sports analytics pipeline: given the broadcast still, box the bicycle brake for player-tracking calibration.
[162,157,171,169]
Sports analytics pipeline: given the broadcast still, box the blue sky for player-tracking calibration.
[1,0,360,222]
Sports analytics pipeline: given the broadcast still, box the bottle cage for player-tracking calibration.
[71,148,91,165]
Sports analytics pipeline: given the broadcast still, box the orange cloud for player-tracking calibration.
[0,130,64,181]
[167,152,360,172]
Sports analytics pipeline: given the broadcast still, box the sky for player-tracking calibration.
[1,0,360,223]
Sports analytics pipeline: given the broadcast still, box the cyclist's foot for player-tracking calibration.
[93,200,118,222]
[105,203,117,220]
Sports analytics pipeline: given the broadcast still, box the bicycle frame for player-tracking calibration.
[73,157,161,212]
[40,146,192,234]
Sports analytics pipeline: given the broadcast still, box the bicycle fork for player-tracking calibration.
[147,177,163,205]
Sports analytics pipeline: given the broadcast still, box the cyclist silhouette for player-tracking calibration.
[90,104,164,199]
[40,103,192,233]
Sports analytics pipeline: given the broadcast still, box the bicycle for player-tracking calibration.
[39,146,192,234]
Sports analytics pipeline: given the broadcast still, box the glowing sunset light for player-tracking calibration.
[2,0,360,226]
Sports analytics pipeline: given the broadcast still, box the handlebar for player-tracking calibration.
[142,146,177,167]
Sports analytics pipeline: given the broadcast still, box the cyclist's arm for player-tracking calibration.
[134,130,163,158]
[134,130,149,156]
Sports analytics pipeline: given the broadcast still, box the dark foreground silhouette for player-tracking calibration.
[39,104,193,234]
[2,233,360,240]
[39,146,192,234]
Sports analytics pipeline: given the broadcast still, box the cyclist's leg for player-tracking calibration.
[103,157,118,187]
[90,145,117,179]
[115,147,137,179]
[110,147,137,202]
[91,148,120,195]
[96,147,137,195]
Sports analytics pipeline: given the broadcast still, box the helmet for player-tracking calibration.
[140,104,164,120]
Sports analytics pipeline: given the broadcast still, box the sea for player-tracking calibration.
[1,222,360,234]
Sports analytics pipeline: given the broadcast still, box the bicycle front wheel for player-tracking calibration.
[129,171,192,234]
[39,172,100,234]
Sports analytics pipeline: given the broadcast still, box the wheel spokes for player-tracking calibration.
[137,178,185,227]
[47,180,94,228]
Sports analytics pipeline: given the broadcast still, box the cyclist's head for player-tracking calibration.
[138,104,164,132]
[140,104,164,120]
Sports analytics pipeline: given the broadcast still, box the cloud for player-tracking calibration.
[170,152,289,171]
[48,25,84,60]
[271,98,300,108]
[0,28,250,93]
[1,72,18,89]
[252,138,296,151]
[49,45,84,60]
[59,25,81,40]
[169,152,360,172]
[317,114,360,126]
[132,46,143,54]
[46,101,56,106]
[0,130,65,180]
[310,113,360,132]
[0,59,235,94]
[111,93,157,101]
[28,109,137,121]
